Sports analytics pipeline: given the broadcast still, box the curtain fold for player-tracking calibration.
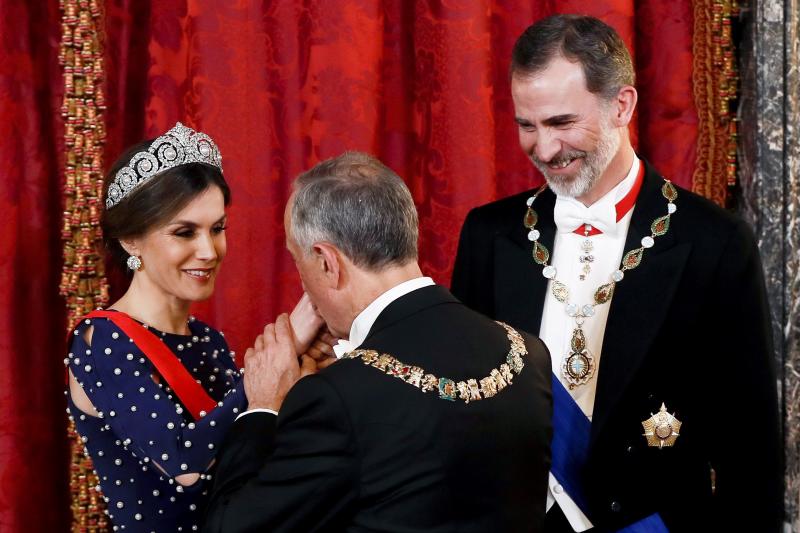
[0,1,70,531]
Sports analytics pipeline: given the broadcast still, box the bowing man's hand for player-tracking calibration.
[244,314,316,412]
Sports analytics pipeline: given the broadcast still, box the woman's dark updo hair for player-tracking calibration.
[102,139,231,273]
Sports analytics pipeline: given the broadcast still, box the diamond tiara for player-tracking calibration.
[105,122,223,209]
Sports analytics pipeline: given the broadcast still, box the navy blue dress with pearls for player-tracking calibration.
[67,313,247,532]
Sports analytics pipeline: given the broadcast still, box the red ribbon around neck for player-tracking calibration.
[85,310,218,420]
[573,161,645,236]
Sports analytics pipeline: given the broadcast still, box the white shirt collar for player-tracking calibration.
[612,155,640,204]
[332,276,435,358]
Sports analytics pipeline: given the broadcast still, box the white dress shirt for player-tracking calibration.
[239,276,435,421]
[540,157,640,531]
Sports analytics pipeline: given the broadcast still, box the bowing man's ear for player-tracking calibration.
[312,242,342,289]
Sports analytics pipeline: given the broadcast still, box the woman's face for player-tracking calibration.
[129,186,227,303]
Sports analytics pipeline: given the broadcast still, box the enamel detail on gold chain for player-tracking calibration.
[343,322,526,403]
[524,179,678,389]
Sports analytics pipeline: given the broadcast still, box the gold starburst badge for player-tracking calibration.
[641,403,682,448]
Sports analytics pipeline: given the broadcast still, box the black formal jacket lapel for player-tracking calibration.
[590,161,691,442]
[491,188,556,336]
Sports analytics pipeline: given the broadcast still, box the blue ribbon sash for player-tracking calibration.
[550,373,669,532]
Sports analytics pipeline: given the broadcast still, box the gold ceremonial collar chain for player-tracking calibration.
[343,322,527,403]
[524,179,678,389]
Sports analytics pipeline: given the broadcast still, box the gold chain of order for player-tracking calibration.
[523,180,677,388]
[343,322,527,404]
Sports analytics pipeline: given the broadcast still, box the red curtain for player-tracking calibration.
[102,0,697,354]
[0,1,697,530]
[0,1,71,531]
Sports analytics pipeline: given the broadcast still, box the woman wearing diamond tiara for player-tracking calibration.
[66,123,328,532]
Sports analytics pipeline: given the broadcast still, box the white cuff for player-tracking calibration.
[547,472,594,531]
[236,408,278,421]
[332,339,355,359]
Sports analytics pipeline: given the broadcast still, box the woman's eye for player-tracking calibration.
[175,230,194,238]
[213,225,227,234]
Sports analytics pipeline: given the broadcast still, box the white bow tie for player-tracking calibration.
[553,196,617,236]
[332,339,355,359]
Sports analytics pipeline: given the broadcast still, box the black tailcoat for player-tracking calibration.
[204,285,553,532]
[451,160,782,532]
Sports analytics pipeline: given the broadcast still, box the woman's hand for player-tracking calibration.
[304,330,338,370]
[289,292,325,355]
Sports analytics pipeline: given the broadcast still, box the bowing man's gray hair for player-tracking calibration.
[290,151,419,270]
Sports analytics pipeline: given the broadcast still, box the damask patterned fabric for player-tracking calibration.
[0,1,70,531]
[0,1,697,530]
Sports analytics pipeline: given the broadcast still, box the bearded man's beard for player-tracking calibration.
[532,122,621,199]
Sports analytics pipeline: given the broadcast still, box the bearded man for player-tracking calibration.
[451,14,782,533]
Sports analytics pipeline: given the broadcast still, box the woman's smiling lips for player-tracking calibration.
[182,268,213,280]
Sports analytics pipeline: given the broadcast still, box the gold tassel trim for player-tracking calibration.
[692,0,741,207]
[59,0,110,530]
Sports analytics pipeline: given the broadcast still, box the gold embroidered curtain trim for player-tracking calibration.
[59,0,110,530]
[692,0,741,207]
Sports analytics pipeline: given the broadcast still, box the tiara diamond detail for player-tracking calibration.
[106,122,223,209]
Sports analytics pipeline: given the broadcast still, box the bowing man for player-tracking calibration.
[204,152,553,532]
